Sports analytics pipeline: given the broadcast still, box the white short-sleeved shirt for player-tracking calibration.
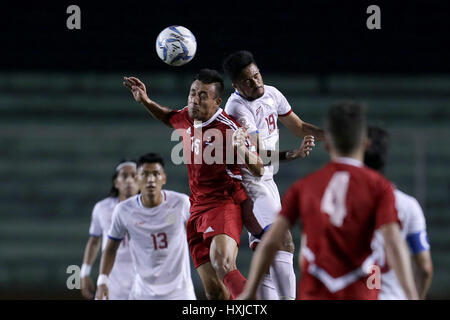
[89,197,134,299]
[108,190,194,296]
[89,197,133,263]
[372,188,430,300]
[224,85,292,179]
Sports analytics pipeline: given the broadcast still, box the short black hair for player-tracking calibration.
[137,152,165,169]
[222,50,256,81]
[194,68,224,98]
[109,158,137,197]
[364,126,390,173]
[325,101,367,155]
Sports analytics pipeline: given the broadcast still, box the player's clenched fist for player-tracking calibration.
[81,276,96,300]
[96,284,109,300]
[123,76,149,103]
[232,127,248,149]
[299,135,315,158]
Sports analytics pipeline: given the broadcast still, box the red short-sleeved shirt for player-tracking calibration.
[169,107,247,216]
[280,158,399,299]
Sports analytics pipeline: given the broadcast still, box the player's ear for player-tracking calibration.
[324,135,331,153]
[215,97,222,107]
[162,172,167,186]
[364,137,371,151]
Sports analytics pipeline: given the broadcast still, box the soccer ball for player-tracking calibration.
[155,26,197,66]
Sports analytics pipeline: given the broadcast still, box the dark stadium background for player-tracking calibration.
[0,0,449,299]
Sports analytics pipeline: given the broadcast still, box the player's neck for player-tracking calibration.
[330,149,364,163]
[140,192,163,208]
[118,194,129,202]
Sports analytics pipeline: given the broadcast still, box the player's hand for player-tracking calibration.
[123,76,149,103]
[298,135,315,158]
[232,127,248,149]
[96,284,109,300]
[81,276,96,300]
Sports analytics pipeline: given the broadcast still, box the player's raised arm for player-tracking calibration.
[96,238,121,300]
[123,76,174,127]
[279,111,325,142]
[380,222,419,300]
[250,131,316,163]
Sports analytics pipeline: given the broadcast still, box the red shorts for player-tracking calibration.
[187,202,243,268]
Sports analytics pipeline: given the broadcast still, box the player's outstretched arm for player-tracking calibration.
[96,239,121,300]
[412,250,433,299]
[263,135,316,163]
[80,236,102,299]
[279,111,325,142]
[123,76,174,127]
[381,222,419,300]
[233,127,264,177]
[238,215,290,300]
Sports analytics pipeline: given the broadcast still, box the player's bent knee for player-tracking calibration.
[210,252,236,279]
[209,234,239,279]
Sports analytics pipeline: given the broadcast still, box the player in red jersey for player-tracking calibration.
[123,69,264,300]
[239,101,419,300]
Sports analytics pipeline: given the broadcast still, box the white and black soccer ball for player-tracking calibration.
[155,26,197,66]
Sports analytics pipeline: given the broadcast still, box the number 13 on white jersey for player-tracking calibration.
[320,172,350,227]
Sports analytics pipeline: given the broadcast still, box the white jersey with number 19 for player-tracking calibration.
[224,85,292,180]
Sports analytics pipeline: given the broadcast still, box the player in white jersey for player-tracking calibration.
[96,153,196,300]
[80,159,138,300]
[365,126,433,299]
[223,51,323,300]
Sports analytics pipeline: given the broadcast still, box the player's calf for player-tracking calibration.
[198,264,230,300]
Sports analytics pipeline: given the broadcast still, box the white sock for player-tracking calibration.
[270,251,296,300]
[256,274,279,300]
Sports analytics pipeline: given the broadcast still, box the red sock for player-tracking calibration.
[223,270,247,300]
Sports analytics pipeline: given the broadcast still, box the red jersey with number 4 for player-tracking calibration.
[168,107,247,216]
[279,158,399,299]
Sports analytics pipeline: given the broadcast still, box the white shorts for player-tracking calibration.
[242,177,281,248]
[378,270,407,300]
[128,276,196,300]
[107,261,134,300]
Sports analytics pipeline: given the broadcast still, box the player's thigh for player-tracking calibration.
[244,179,281,228]
[196,262,229,299]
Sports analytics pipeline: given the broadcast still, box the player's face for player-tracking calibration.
[137,163,166,197]
[233,63,264,101]
[114,165,138,198]
[188,80,222,121]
